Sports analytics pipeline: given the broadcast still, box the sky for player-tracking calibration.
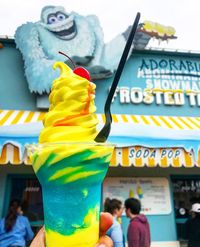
[1,0,200,51]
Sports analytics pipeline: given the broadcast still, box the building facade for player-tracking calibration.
[1,37,200,247]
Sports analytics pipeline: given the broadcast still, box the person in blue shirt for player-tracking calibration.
[104,198,125,247]
[0,199,34,247]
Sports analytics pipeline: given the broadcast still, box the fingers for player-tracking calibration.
[97,213,114,247]
[95,235,113,247]
[29,213,114,247]
[99,212,113,236]
[30,227,113,247]
[30,227,45,247]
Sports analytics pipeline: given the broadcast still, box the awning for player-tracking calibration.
[0,143,199,168]
[0,143,31,165]
[111,146,200,168]
[1,109,200,167]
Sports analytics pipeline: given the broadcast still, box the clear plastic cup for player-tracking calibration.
[27,142,114,247]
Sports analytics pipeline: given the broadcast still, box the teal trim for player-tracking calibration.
[149,176,177,241]
[133,49,200,59]
[176,218,187,224]
[2,175,12,217]
[169,176,178,241]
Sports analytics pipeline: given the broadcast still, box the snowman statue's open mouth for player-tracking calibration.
[52,21,77,40]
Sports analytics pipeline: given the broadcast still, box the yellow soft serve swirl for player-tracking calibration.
[39,62,99,143]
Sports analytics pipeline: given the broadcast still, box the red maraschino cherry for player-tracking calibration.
[59,51,91,81]
[73,67,90,81]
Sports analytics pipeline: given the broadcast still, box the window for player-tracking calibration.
[7,176,44,232]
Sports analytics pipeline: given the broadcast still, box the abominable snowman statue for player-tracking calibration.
[15,5,132,94]
[15,5,176,95]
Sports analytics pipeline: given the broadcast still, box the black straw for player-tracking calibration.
[95,13,141,142]
[104,13,141,112]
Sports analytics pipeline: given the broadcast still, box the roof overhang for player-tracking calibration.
[1,109,200,167]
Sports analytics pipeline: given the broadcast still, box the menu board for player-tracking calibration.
[103,177,171,215]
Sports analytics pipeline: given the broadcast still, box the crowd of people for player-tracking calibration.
[103,197,150,247]
[0,198,200,247]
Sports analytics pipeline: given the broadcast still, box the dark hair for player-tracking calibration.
[125,198,141,214]
[4,199,21,232]
[194,212,200,219]
[104,198,122,215]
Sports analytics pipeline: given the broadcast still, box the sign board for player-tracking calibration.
[112,57,200,107]
[96,52,200,116]
[103,177,172,215]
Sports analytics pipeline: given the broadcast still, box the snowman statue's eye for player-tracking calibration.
[47,15,58,24]
[57,13,67,21]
